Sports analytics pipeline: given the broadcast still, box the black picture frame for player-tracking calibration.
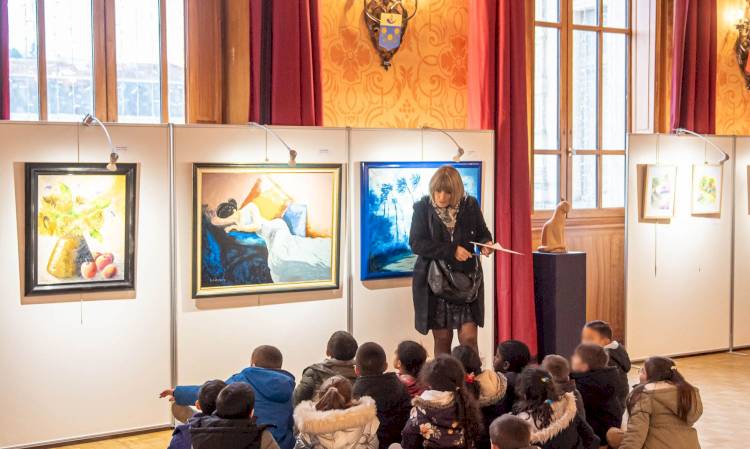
[192,163,343,298]
[25,163,137,296]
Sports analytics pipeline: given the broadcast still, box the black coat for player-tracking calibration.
[190,415,268,449]
[409,195,492,334]
[518,393,599,449]
[353,373,412,449]
[605,342,632,404]
[571,367,628,442]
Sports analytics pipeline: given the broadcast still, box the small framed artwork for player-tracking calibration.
[25,163,137,295]
[643,164,677,219]
[360,161,482,280]
[193,164,342,298]
[691,164,723,215]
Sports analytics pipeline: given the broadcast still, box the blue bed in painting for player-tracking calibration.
[360,161,482,281]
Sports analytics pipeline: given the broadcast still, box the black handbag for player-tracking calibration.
[426,210,483,304]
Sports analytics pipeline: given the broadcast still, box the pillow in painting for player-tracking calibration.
[282,204,307,237]
[241,176,292,221]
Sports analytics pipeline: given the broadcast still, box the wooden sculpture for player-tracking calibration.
[537,200,571,253]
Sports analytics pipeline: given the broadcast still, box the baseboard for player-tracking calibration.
[2,424,173,449]
[630,346,747,363]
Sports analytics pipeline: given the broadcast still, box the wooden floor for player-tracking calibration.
[54,350,749,449]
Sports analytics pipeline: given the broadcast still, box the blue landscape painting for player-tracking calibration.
[360,161,482,281]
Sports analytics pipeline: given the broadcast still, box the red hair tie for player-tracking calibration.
[465,373,476,384]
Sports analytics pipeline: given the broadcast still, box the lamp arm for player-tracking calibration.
[248,122,297,165]
[673,128,731,164]
[423,126,464,152]
[82,114,115,154]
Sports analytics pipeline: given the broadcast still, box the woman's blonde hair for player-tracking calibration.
[429,165,465,207]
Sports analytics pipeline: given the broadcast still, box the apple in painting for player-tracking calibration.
[80,261,97,279]
[95,253,114,271]
[102,264,118,279]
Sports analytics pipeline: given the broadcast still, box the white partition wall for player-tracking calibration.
[734,138,750,348]
[0,123,172,448]
[626,134,734,360]
[349,129,496,366]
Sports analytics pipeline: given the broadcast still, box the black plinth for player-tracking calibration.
[533,251,586,360]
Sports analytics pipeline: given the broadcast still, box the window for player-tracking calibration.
[532,0,630,214]
[6,0,186,123]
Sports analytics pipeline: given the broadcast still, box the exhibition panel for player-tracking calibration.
[626,134,735,360]
[0,123,172,448]
[734,137,750,348]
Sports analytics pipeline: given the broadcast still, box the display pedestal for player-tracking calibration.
[533,251,586,360]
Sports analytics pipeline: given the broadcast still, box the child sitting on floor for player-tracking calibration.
[493,340,532,415]
[541,355,585,420]
[607,357,703,449]
[167,379,225,449]
[581,320,632,405]
[353,342,412,449]
[512,367,599,449]
[452,345,507,449]
[489,415,539,449]
[191,383,280,449]
[162,345,295,449]
[401,355,484,449]
[570,343,628,443]
[394,340,428,398]
[294,375,380,449]
[294,331,359,405]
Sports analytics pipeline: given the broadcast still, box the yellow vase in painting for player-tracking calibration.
[46,235,92,279]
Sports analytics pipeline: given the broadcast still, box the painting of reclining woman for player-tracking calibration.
[193,164,342,297]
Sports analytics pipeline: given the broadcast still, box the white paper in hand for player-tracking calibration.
[470,241,524,256]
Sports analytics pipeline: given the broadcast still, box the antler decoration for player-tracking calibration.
[364,0,418,69]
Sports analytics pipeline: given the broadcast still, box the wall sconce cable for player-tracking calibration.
[82,114,118,171]
[422,126,465,162]
[673,128,731,165]
[249,122,297,167]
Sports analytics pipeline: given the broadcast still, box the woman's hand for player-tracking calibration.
[480,240,495,257]
[454,246,473,262]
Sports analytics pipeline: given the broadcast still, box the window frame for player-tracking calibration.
[20,0,186,123]
[529,0,632,221]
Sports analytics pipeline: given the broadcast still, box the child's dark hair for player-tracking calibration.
[315,375,353,411]
[356,342,387,376]
[489,415,532,449]
[628,356,697,422]
[575,343,609,370]
[495,340,531,373]
[198,379,227,416]
[541,354,570,382]
[585,320,613,340]
[396,340,427,377]
[327,331,358,361]
[251,345,283,369]
[420,355,483,446]
[451,345,482,399]
[216,383,255,419]
[513,367,562,430]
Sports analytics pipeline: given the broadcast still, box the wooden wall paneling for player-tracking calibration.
[186,0,223,124]
[222,0,251,124]
[532,223,626,342]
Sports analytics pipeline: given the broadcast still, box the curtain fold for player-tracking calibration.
[249,0,323,126]
[1,0,9,120]
[670,0,716,133]
[468,0,537,353]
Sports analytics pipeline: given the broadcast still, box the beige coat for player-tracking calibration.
[619,382,703,449]
[293,396,380,449]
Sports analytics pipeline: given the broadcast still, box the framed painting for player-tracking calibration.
[193,164,342,298]
[691,164,723,215]
[25,163,137,295]
[360,161,482,281]
[642,165,677,219]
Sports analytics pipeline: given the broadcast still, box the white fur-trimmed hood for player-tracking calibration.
[517,392,578,444]
[294,396,378,435]
[475,370,508,406]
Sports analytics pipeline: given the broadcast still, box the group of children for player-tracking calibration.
[160,323,703,449]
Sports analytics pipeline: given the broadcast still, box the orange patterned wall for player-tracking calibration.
[320,0,469,128]
[716,0,750,135]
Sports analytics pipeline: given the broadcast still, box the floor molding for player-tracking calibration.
[3,425,172,449]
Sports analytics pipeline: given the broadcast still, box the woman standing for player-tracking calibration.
[409,165,494,355]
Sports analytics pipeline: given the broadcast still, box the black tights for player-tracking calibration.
[432,322,478,356]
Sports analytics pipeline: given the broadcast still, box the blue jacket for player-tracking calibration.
[167,412,204,449]
[173,367,295,449]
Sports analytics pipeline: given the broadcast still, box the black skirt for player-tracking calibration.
[428,297,479,330]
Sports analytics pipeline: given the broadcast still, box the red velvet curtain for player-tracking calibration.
[468,0,537,353]
[249,0,323,126]
[670,0,716,133]
[1,0,9,120]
